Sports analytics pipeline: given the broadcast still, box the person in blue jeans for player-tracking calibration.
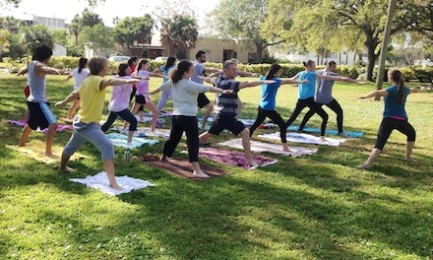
[358,69,423,169]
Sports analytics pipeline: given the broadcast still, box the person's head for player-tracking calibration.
[78,57,88,73]
[196,50,206,63]
[88,57,109,76]
[117,63,129,77]
[230,58,240,65]
[223,60,237,79]
[165,56,176,70]
[303,60,316,71]
[32,45,53,63]
[136,59,149,73]
[266,64,283,80]
[388,69,405,104]
[171,60,194,83]
[127,56,138,67]
[326,61,337,72]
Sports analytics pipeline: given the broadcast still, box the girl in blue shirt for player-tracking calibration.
[358,69,422,169]
[249,64,307,152]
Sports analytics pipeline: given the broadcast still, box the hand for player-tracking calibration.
[55,101,66,108]
[221,89,233,94]
[53,69,61,75]
[359,96,367,100]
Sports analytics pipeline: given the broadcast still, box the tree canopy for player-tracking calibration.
[113,15,154,50]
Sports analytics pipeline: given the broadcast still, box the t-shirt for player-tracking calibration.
[159,79,210,116]
[160,65,175,83]
[27,61,46,103]
[384,86,410,118]
[298,71,317,100]
[134,70,150,95]
[315,71,338,104]
[71,68,90,91]
[191,61,206,84]
[108,76,133,112]
[259,77,282,110]
[213,76,240,117]
[78,75,106,123]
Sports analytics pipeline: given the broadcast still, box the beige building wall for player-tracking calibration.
[188,37,255,63]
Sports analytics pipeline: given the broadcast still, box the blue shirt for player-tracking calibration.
[384,86,410,118]
[259,77,282,110]
[298,71,317,100]
[160,65,175,83]
[191,61,206,84]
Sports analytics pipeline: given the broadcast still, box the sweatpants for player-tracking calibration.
[286,97,329,136]
[163,115,199,162]
[250,106,287,143]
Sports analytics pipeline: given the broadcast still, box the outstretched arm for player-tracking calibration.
[17,68,28,76]
[280,79,308,85]
[35,63,61,76]
[359,89,388,99]
[148,72,165,78]
[205,67,221,74]
[100,78,140,91]
[237,70,258,77]
[65,74,73,81]
[318,74,364,85]
[55,91,80,107]
[198,76,216,85]
[238,80,275,90]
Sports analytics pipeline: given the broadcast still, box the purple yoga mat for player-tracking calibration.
[8,119,73,132]
[198,147,277,168]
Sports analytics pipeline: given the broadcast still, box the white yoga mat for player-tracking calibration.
[217,138,318,157]
[70,172,156,195]
[258,132,346,147]
[106,133,159,148]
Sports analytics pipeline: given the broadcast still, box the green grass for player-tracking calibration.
[1,73,433,259]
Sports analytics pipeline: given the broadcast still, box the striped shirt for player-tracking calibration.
[213,76,240,117]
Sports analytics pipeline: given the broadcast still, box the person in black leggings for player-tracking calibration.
[358,69,422,169]
[249,64,306,152]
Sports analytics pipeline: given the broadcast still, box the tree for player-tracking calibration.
[80,8,103,27]
[0,29,10,56]
[208,0,284,63]
[68,14,82,45]
[160,15,198,59]
[113,15,154,51]
[80,23,113,53]
[52,29,67,46]
[1,0,103,7]
[21,25,53,53]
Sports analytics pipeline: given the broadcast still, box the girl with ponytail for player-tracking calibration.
[249,64,308,152]
[358,69,422,168]
[65,57,89,120]
[154,56,177,112]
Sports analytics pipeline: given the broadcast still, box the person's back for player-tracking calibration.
[27,61,46,103]
[165,79,209,116]
[72,68,90,91]
[260,77,282,110]
[109,75,133,112]
[315,71,338,104]
[135,70,150,94]
[298,71,317,100]
[384,85,410,118]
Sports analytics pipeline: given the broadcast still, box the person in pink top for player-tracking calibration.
[124,59,164,132]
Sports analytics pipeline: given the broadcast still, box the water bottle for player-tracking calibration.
[124,147,131,163]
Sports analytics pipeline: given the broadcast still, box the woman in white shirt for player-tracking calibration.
[65,57,89,119]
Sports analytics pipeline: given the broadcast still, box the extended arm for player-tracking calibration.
[55,91,80,107]
[198,76,216,85]
[35,63,61,76]
[148,72,165,78]
[238,80,275,90]
[237,70,257,77]
[65,74,73,81]
[280,79,308,85]
[360,89,388,99]
[100,78,140,90]
[17,68,28,76]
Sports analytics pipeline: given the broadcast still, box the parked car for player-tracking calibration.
[108,55,130,62]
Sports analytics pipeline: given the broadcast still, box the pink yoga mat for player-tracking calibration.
[8,119,73,133]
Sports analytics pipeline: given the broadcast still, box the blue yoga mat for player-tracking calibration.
[106,133,159,148]
[287,126,364,138]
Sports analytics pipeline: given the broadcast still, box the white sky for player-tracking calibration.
[0,0,220,27]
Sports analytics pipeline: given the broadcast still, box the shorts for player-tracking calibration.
[208,115,245,136]
[197,93,210,108]
[135,94,148,105]
[27,101,57,130]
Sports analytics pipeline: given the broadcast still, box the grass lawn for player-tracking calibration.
[0,73,433,259]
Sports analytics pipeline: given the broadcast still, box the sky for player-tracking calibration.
[0,0,220,27]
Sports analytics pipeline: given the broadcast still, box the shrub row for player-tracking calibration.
[3,56,432,80]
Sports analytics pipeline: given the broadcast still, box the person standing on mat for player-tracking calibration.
[149,60,232,178]
[17,45,61,157]
[55,57,139,191]
[154,56,177,112]
[297,61,364,137]
[358,69,422,169]
[191,50,220,129]
[249,64,308,152]
[65,57,89,120]
[198,60,275,169]
[285,60,347,141]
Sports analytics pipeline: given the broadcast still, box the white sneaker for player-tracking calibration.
[338,132,349,137]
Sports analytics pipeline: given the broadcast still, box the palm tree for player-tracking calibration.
[160,15,198,59]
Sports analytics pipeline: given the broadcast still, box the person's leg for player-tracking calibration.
[199,132,214,144]
[395,120,416,161]
[267,110,289,151]
[309,101,328,139]
[124,102,140,129]
[201,102,214,129]
[236,97,243,119]
[45,123,57,156]
[240,128,256,167]
[156,88,171,112]
[181,116,208,177]
[144,100,160,132]
[101,111,119,133]
[162,115,184,160]
[19,125,32,146]
[249,106,268,137]
[286,99,308,128]
[39,102,58,156]
[67,99,80,119]
[298,108,316,131]
[20,101,37,146]
[327,99,344,134]
[60,130,86,172]
[117,109,137,144]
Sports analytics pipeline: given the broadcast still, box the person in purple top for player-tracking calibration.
[358,69,423,169]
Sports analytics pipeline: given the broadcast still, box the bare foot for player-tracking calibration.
[356,163,371,169]
[282,144,292,153]
[247,162,259,170]
[319,136,326,142]
[60,166,76,173]
[45,152,59,159]
[110,183,123,191]
[193,171,210,178]
[160,155,168,162]
[406,158,415,163]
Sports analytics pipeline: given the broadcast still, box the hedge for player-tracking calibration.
[2,56,432,80]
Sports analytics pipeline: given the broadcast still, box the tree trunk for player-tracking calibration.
[364,31,380,81]
[255,42,263,63]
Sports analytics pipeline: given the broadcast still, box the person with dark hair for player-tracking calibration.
[149,60,232,177]
[249,64,307,152]
[17,45,61,157]
[357,69,422,169]
[297,61,364,137]
[126,56,138,76]
[124,59,164,132]
[198,60,275,169]
[55,57,139,191]
[191,50,220,129]
[285,60,351,141]
[65,57,89,120]
[153,56,177,111]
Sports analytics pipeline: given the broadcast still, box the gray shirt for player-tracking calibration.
[191,61,206,84]
[315,71,338,104]
[27,61,47,103]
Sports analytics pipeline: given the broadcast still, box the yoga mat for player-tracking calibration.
[111,126,172,139]
[106,133,159,148]
[69,171,155,195]
[6,140,85,164]
[217,139,318,157]
[59,117,74,124]
[144,111,172,118]
[196,147,278,168]
[258,132,346,147]
[287,125,364,138]
[141,156,229,180]
[8,119,73,133]
[197,117,256,127]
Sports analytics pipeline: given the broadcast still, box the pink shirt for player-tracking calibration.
[108,76,133,112]
[134,70,150,95]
